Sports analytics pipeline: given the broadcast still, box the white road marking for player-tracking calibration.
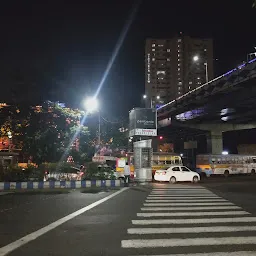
[147,196,221,199]
[152,189,208,191]
[145,199,227,202]
[144,202,234,206]
[152,188,209,190]
[132,217,256,225]
[128,251,256,256]
[150,192,215,195]
[121,236,256,248]
[0,188,129,256]
[128,225,256,234]
[148,194,218,198]
[137,211,249,217]
[141,206,241,211]
[149,194,217,196]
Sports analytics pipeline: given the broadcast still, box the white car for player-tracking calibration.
[154,166,200,183]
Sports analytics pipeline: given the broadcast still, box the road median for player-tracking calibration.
[0,180,122,191]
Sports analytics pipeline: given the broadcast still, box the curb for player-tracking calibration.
[0,180,121,190]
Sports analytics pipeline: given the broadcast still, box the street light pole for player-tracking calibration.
[193,55,209,83]
[98,112,101,145]
[7,131,12,152]
[204,62,209,83]
[143,94,159,109]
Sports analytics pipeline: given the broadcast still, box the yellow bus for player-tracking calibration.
[116,153,183,179]
[196,154,256,177]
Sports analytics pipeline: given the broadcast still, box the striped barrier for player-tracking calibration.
[0,180,121,190]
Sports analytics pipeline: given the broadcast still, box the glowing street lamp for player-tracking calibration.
[84,97,101,145]
[84,97,99,113]
[193,55,209,83]
[143,94,160,108]
[193,55,199,62]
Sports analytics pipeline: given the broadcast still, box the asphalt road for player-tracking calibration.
[1,177,256,255]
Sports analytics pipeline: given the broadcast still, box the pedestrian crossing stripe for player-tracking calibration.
[143,202,234,206]
[121,236,256,248]
[136,211,249,217]
[145,199,227,202]
[132,217,256,225]
[129,251,256,256]
[127,226,256,234]
[141,206,242,211]
[147,196,221,199]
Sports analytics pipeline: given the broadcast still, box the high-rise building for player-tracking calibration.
[145,35,214,107]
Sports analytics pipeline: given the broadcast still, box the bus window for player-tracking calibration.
[174,158,180,164]
[253,158,256,163]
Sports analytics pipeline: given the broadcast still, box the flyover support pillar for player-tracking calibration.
[207,130,223,154]
[170,123,256,155]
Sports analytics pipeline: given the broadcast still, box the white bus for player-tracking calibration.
[196,154,256,177]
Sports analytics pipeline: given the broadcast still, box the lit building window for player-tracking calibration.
[178,44,180,48]
[204,48,207,51]
[178,63,180,67]
[158,44,163,47]
[178,50,180,53]
[178,68,180,71]
[197,77,200,80]
[178,39,182,42]
[189,81,192,85]
[178,58,180,62]
[167,58,170,61]
[178,81,182,85]
[152,49,155,51]
[167,49,170,52]
[178,92,181,94]
[178,54,180,57]
[147,74,150,83]
[178,72,180,76]
[189,86,191,89]
[157,71,166,75]
[152,44,155,47]
[152,58,155,61]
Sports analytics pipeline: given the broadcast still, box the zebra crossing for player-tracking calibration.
[121,185,256,255]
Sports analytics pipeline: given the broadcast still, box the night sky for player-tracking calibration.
[0,0,255,118]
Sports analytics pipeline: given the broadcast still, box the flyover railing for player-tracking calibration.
[157,57,256,116]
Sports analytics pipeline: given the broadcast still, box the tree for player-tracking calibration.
[253,0,256,8]
[22,102,90,164]
[0,104,30,151]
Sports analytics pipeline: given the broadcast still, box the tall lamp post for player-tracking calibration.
[7,131,12,152]
[143,94,160,108]
[193,55,209,83]
[84,97,100,146]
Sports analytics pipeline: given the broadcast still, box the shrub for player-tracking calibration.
[83,162,116,180]
[0,164,42,182]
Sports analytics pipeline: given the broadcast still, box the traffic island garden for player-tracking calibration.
[0,162,122,191]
